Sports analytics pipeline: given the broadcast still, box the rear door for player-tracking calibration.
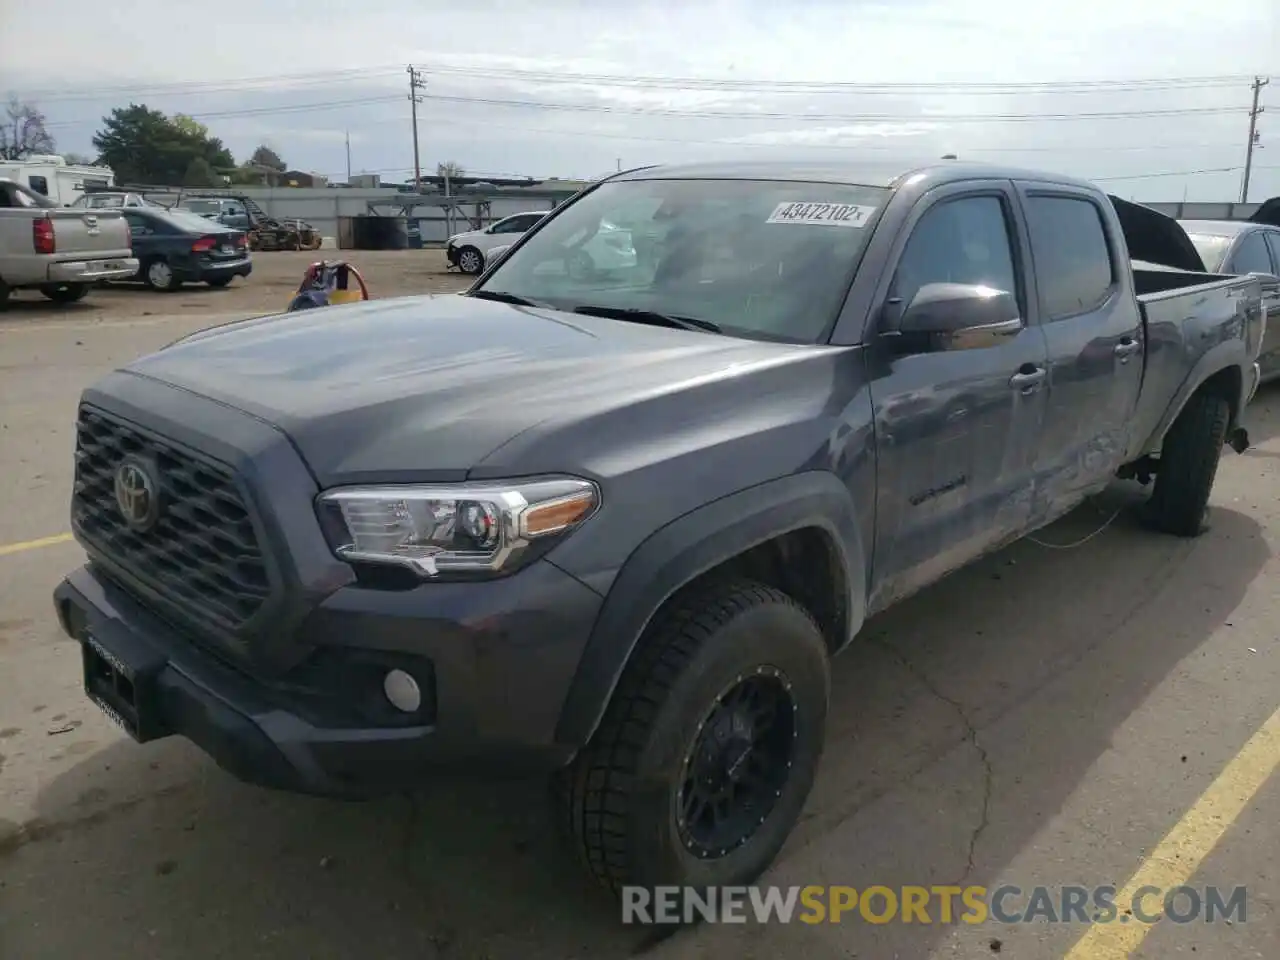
[1015,185,1142,507]
[123,212,162,271]
[867,181,1050,609]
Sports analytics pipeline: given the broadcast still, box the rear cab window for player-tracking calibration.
[1023,195,1117,319]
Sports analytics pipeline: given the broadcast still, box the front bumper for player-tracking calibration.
[445,243,460,267]
[54,557,600,797]
[48,257,139,283]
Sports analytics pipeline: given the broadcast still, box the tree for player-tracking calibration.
[0,97,56,160]
[61,151,96,166]
[91,104,234,185]
[249,144,285,172]
[437,160,465,180]
[183,157,220,187]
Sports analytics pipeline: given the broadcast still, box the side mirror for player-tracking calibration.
[891,282,1021,352]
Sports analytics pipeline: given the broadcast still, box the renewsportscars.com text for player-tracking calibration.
[622,884,1248,925]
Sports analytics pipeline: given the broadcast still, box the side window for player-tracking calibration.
[514,213,542,231]
[1265,232,1280,274]
[891,195,1019,311]
[1226,232,1273,275]
[1024,195,1116,319]
[28,175,49,196]
[491,217,522,234]
[124,215,150,236]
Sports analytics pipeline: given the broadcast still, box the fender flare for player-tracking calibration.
[1141,341,1249,454]
[553,471,868,748]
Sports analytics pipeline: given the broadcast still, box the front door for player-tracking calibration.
[1015,185,1143,513]
[866,183,1050,612]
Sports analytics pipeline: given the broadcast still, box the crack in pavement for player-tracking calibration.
[0,782,195,859]
[865,636,993,888]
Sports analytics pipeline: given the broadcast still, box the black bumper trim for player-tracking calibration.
[54,568,577,798]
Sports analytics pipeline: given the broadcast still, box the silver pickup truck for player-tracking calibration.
[0,178,137,305]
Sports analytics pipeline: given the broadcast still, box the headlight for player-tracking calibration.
[317,476,599,578]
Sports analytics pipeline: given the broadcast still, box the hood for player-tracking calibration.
[1108,194,1207,273]
[126,294,793,485]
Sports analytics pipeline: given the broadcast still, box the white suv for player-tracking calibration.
[446,211,547,274]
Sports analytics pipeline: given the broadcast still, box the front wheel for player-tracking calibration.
[41,283,89,303]
[456,246,484,275]
[1145,393,1230,537]
[555,580,830,896]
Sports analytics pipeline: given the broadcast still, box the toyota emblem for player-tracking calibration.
[114,458,160,531]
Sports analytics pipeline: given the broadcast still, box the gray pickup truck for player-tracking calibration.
[53,161,1263,897]
[0,178,137,305]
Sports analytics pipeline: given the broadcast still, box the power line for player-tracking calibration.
[418,64,1256,96]
[41,95,403,129]
[420,92,1247,124]
[1241,76,1270,202]
[16,65,1257,100]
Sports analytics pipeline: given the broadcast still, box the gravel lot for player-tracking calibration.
[1,252,1277,959]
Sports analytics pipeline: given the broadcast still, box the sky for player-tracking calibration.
[1,0,1277,202]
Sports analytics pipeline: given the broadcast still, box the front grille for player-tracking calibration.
[72,406,270,632]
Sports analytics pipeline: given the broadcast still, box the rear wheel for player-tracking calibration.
[41,283,89,303]
[1145,392,1230,537]
[457,246,484,275]
[143,258,180,292]
[0,279,10,308]
[555,580,830,897]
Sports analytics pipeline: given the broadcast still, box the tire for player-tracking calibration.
[1145,392,1230,537]
[555,580,830,897]
[0,279,10,309]
[143,258,180,292]
[207,277,233,288]
[41,283,89,303]
[457,246,484,275]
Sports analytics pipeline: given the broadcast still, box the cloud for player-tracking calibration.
[1,0,1276,199]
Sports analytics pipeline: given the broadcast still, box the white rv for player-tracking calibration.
[0,155,115,207]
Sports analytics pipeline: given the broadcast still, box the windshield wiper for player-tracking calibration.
[468,289,554,309]
[570,305,722,334]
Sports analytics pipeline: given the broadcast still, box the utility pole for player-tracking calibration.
[345,130,351,182]
[407,65,426,190]
[1241,75,1269,203]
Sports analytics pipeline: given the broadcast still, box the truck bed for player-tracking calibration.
[1129,264,1262,459]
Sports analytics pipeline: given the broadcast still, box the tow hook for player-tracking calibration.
[1227,426,1251,454]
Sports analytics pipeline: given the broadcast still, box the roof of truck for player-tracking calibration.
[610,159,1100,191]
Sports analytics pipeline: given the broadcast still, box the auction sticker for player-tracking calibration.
[766,201,878,227]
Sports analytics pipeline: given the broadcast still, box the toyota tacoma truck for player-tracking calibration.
[0,178,137,305]
[54,161,1263,896]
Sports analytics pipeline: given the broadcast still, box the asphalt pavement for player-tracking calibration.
[0,298,1276,960]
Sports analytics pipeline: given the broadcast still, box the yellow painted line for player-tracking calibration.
[1064,703,1280,959]
[0,532,74,557]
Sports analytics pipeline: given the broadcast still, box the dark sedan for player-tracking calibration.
[1180,217,1280,383]
[120,208,253,291]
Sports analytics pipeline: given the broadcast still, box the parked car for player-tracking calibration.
[1179,214,1280,382]
[0,178,137,305]
[54,161,1262,898]
[178,196,252,231]
[445,210,548,273]
[118,207,252,291]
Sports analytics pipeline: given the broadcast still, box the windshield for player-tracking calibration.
[184,199,220,215]
[473,178,889,342]
[1186,233,1232,273]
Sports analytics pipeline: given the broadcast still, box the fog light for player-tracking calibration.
[383,669,422,713]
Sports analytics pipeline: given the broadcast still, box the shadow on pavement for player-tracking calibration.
[0,486,1269,960]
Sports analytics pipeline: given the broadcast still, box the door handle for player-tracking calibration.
[1115,338,1141,363]
[1009,367,1046,394]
